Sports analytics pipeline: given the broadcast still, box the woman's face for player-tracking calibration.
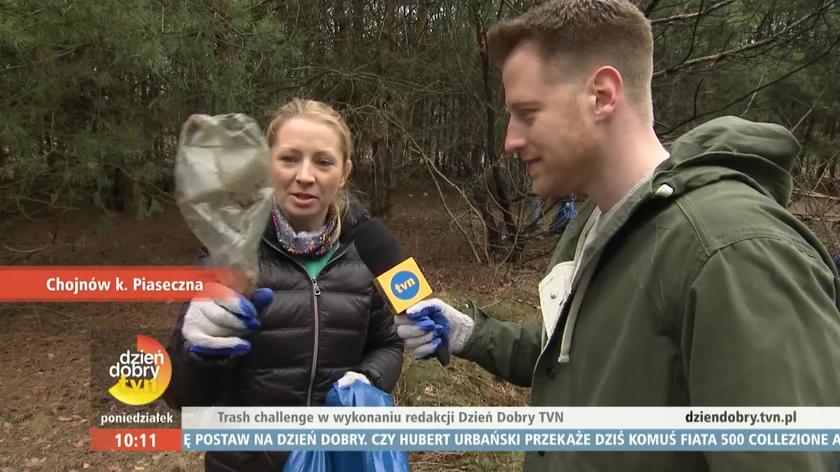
[271,117,351,232]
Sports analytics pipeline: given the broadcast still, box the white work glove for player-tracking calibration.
[395,298,475,360]
[181,282,273,356]
[336,371,370,388]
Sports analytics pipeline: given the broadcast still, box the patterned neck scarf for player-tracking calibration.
[271,200,340,256]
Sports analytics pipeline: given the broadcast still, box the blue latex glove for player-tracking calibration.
[181,282,273,356]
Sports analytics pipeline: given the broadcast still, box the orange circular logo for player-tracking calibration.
[107,335,172,406]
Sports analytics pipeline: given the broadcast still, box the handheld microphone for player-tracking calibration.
[352,218,450,366]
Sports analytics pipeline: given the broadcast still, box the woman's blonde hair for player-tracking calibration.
[265,99,353,234]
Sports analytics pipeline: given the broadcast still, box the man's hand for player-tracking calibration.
[395,298,474,360]
[181,282,273,356]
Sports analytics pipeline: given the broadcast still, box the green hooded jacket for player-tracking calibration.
[459,116,840,471]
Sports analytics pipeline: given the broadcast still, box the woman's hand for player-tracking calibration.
[336,371,370,388]
[181,282,273,356]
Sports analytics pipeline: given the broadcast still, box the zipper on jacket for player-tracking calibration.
[261,236,353,406]
[306,278,321,406]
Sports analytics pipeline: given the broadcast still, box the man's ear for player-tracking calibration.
[589,66,622,122]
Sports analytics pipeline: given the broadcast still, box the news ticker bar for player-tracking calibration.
[0,266,236,301]
[180,429,840,452]
[182,406,819,430]
[175,407,840,452]
[88,427,840,452]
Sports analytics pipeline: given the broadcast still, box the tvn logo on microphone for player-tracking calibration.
[374,257,433,314]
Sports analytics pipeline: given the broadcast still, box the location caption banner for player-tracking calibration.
[0,266,239,302]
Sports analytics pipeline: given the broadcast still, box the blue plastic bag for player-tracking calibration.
[326,381,409,472]
[283,450,332,472]
[284,381,409,472]
[326,380,396,408]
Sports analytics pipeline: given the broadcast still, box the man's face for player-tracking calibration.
[502,43,596,198]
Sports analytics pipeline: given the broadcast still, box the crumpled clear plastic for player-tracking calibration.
[175,114,273,289]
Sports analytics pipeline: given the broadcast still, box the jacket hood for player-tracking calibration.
[655,116,800,206]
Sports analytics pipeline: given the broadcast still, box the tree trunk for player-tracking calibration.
[367,0,398,217]
[370,140,392,217]
[473,0,520,262]
[470,146,501,253]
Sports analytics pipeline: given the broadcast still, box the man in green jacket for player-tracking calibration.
[395,0,840,470]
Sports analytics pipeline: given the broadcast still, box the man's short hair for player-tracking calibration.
[488,0,653,114]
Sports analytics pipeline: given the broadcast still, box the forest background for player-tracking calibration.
[1,0,839,470]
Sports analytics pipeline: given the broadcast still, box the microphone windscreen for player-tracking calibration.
[352,219,403,276]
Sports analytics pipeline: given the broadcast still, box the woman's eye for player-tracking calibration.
[318,159,334,167]
[521,110,536,124]
[279,155,297,163]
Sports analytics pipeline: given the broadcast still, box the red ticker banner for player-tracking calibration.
[90,428,182,451]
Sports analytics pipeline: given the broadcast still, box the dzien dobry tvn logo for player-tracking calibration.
[107,335,172,406]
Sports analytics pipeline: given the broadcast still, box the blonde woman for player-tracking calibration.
[165,99,403,471]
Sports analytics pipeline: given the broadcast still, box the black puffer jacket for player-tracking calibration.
[164,205,404,471]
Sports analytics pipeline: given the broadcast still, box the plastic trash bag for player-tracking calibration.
[283,381,409,472]
[175,113,273,289]
[283,450,333,472]
[326,381,409,472]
